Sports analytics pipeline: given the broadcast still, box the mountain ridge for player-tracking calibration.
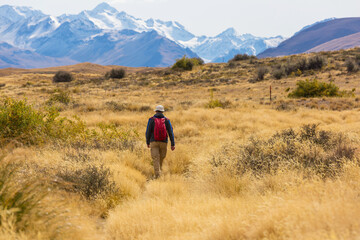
[258,17,360,58]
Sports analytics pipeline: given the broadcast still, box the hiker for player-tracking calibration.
[146,105,175,178]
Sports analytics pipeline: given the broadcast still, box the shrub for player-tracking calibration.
[229,54,256,62]
[172,56,193,70]
[272,66,286,80]
[307,55,327,70]
[0,98,139,149]
[191,57,205,66]
[345,59,358,73]
[288,79,345,98]
[57,164,118,200]
[256,66,269,81]
[172,56,205,71]
[209,124,356,178]
[284,61,298,75]
[283,56,327,76]
[205,89,231,108]
[0,98,87,145]
[46,89,71,105]
[53,71,74,83]
[296,58,308,72]
[0,98,48,144]
[105,68,126,79]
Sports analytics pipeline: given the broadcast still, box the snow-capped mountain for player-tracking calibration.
[180,28,285,62]
[0,3,198,67]
[0,2,285,68]
[53,3,285,62]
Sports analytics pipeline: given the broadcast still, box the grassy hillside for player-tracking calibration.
[0,48,360,239]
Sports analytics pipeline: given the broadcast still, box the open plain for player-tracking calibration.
[0,49,359,239]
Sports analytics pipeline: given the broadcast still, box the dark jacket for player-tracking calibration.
[146,113,175,146]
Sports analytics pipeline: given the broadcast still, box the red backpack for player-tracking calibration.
[152,117,168,141]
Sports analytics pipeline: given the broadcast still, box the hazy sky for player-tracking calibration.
[1,0,359,37]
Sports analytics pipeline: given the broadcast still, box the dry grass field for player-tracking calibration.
[0,48,360,239]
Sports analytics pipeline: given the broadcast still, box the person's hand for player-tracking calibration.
[147,145,150,148]
[171,146,175,151]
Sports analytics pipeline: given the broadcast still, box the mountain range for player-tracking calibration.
[1,3,360,68]
[0,3,285,68]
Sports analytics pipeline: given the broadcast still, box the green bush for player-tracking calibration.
[191,57,205,66]
[105,68,126,79]
[53,71,74,83]
[0,98,48,144]
[229,54,256,62]
[0,98,139,149]
[172,56,204,71]
[288,79,346,98]
[0,98,87,145]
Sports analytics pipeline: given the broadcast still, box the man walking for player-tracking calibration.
[146,105,175,178]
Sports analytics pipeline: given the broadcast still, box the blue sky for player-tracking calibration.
[1,0,359,37]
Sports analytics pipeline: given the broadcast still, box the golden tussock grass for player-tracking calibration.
[0,50,359,239]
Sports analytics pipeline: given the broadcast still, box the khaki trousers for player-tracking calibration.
[150,142,168,178]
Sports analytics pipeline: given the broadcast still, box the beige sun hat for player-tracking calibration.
[154,105,165,112]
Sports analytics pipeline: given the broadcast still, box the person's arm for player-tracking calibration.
[166,119,175,148]
[146,118,153,147]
